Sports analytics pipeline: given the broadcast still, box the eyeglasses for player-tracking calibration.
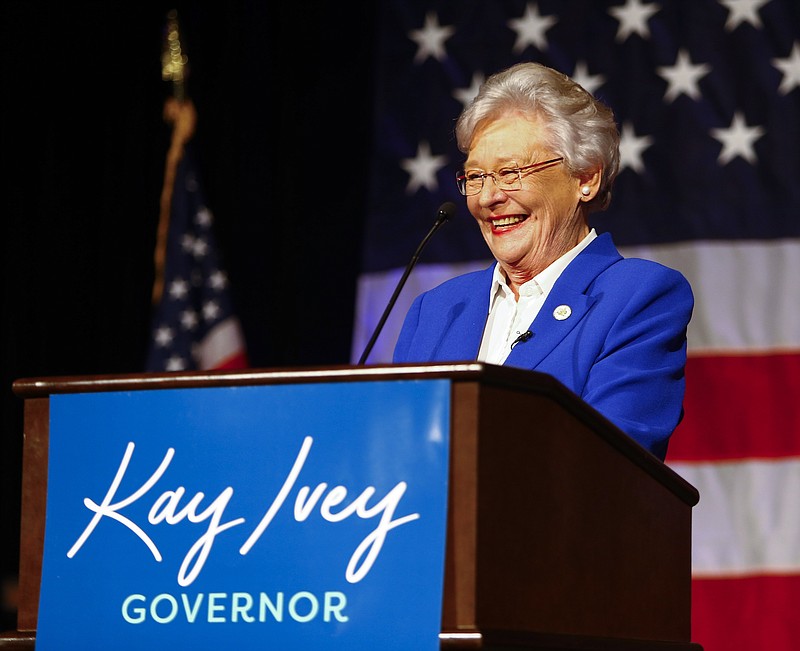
[455,157,564,196]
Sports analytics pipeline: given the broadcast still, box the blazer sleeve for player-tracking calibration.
[578,262,694,460]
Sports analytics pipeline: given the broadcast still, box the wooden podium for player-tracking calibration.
[2,362,701,650]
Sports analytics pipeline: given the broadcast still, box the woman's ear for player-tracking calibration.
[578,168,602,202]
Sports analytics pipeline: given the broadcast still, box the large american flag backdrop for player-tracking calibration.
[352,1,800,649]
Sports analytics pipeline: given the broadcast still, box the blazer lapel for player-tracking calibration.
[504,233,622,369]
[434,264,494,360]
[505,288,596,368]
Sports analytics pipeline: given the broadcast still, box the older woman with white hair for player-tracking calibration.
[393,62,693,461]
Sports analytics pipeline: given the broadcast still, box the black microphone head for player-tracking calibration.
[437,201,457,223]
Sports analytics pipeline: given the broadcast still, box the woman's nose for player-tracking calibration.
[477,174,507,206]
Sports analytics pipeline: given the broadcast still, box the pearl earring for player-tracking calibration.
[580,185,592,196]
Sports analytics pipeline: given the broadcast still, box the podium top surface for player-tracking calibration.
[13,362,547,396]
[12,362,698,506]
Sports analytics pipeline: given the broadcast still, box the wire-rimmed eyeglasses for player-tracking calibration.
[455,157,564,196]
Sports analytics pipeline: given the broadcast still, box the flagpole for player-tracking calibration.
[152,9,194,305]
[146,10,248,372]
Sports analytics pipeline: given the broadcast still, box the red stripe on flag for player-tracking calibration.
[692,575,800,651]
[667,353,800,462]
[213,351,249,370]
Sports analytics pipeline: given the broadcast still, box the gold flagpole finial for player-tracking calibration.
[161,9,189,101]
[153,9,196,306]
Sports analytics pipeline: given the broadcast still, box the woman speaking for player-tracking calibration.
[393,62,693,461]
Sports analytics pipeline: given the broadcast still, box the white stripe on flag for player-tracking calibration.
[197,316,247,369]
[669,459,800,577]
[619,239,800,354]
[353,238,800,361]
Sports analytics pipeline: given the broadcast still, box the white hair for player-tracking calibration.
[455,62,620,211]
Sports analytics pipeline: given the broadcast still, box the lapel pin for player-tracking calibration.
[553,304,572,321]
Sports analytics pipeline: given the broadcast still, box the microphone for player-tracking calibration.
[357,201,456,365]
[510,331,533,349]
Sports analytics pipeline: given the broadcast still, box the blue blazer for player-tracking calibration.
[393,233,693,460]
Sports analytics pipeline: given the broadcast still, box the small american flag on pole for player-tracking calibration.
[146,148,248,372]
[147,10,247,374]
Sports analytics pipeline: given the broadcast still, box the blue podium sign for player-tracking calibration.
[37,380,451,650]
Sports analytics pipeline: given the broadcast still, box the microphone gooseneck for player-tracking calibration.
[357,202,456,365]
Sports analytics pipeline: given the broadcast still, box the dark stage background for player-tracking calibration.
[1,2,376,630]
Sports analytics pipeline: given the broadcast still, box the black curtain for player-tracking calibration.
[1,2,375,630]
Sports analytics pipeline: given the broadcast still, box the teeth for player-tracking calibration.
[492,216,524,227]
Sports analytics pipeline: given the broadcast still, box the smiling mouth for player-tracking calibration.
[491,215,528,230]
